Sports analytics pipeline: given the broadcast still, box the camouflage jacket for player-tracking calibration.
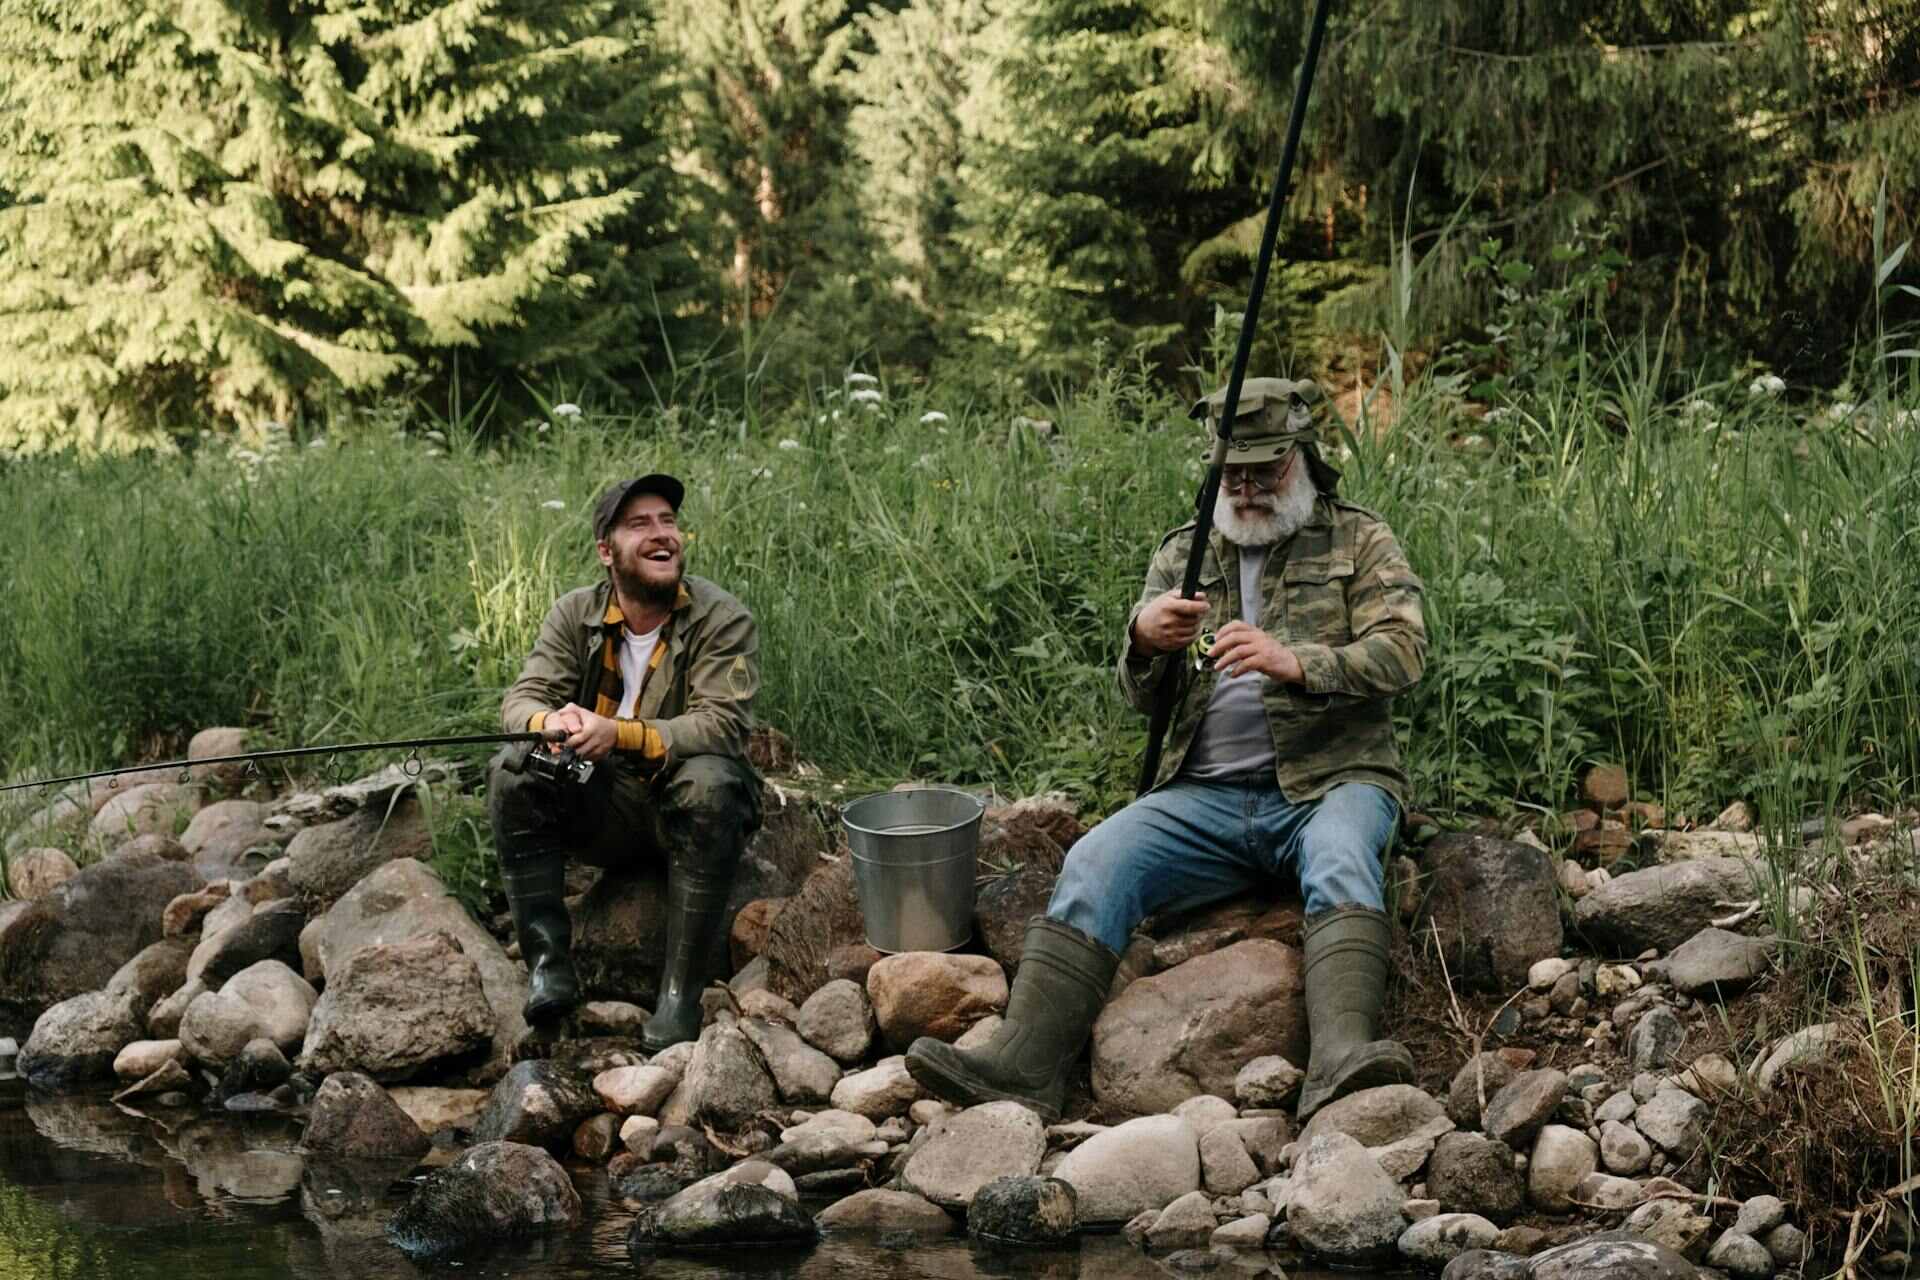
[1118,496,1426,806]
[500,575,758,770]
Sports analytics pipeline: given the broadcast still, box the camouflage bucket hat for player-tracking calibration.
[1190,376,1323,464]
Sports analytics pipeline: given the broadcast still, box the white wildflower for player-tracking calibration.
[919,411,950,425]
[1826,401,1857,421]
[817,414,828,424]
[425,430,447,444]
[749,466,773,480]
[1749,374,1786,397]
[552,403,583,419]
[777,438,802,450]
[307,437,328,449]
[1482,407,1514,426]
[1680,398,1715,418]
[541,499,566,511]
[849,388,884,405]
[844,373,879,387]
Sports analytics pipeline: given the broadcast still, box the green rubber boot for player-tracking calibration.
[1295,905,1413,1121]
[641,857,735,1053]
[500,850,580,1024]
[904,918,1119,1122]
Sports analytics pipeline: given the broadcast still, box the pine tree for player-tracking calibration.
[0,0,697,452]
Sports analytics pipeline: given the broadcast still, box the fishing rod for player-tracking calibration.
[0,728,580,796]
[1137,0,1337,796]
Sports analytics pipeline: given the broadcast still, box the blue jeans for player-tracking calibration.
[1047,777,1400,954]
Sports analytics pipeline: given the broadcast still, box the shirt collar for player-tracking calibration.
[597,581,692,630]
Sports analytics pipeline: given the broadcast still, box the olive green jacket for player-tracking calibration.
[1118,496,1426,805]
[499,575,758,770]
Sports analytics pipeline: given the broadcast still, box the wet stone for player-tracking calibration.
[966,1174,1078,1244]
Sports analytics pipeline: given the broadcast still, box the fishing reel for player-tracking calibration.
[526,745,596,787]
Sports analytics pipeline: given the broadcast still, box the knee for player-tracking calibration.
[662,755,759,826]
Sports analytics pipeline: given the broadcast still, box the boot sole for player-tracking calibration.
[904,1048,1061,1123]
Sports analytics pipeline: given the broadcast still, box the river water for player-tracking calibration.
[0,1069,1409,1280]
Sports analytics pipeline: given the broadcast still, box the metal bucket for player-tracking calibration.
[841,786,986,954]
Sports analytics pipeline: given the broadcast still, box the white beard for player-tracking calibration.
[1214,458,1318,547]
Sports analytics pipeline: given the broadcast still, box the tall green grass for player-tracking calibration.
[1,357,1916,832]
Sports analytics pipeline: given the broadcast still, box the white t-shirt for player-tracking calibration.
[614,624,664,719]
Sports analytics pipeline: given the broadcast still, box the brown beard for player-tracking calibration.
[611,547,682,607]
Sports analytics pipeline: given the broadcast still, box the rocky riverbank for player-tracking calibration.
[2,731,1914,1277]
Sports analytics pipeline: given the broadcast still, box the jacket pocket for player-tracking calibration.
[1282,556,1355,645]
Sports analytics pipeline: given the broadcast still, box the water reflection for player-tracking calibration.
[0,1079,1408,1280]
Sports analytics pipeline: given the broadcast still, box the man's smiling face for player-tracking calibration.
[598,492,683,605]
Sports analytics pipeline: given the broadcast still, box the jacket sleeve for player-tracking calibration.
[1289,521,1427,700]
[1116,536,1193,715]
[500,598,580,735]
[648,605,758,767]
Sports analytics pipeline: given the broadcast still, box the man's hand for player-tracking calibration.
[1131,590,1211,656]
[1208,621,1304,684]
[547,702,619,762]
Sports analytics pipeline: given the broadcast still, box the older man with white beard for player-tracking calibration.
[907,378,1428,1123]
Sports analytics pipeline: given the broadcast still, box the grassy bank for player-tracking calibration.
[1,356,1916,831]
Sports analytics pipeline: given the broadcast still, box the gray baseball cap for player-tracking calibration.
[592,473,685,540]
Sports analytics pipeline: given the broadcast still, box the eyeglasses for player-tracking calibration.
[1220,465,1285,494]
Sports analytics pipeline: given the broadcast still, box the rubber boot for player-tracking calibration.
[501,850,580,1024]
[904,917,1119,1122]
[641,857,736,1052]
[1294,905,1413,1121]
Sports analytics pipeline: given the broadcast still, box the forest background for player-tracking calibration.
[0,0,1916,842]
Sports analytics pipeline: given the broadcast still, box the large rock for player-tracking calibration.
[7,847,78,900]
[304,1071,432,1158]
[103,937,194,1024]
[1481,1070,1568,1147]
[470,1060,601,1154]
[628,1170,817,1250]
[284,792,432,906]
[764,856,867,1003]
[298,930,494,1082]
[795,978,875,1064]
[17,990,142,1089]
[1418,834,1562,990]
[739,1018,841,1105]
[1147,893,1305,970]
[89,782,202,848]
[1659,928,1777,997]
[303,859,524,1078]
[1401,1214,1502,1267]
[1447,1052,1518,1129]
[190,899,306,985]
[1529,1229,1698,1279]
[827,1055,922,1120]
[900,1100,1046,1209]
[386,1141,580,1260]
[1429,1131,1525,1222]
[967,1175,1077,1244]
[186,727,254,791]
[179,799,281,881]
[0,851,202,1015]
[1572,857,1764,954]
[1527,1125,1597,1213]
[972,867,1058,970]
[178,960,316,1068]
[816,1188,955,1236]
[1286,1132,1407,1261]
[1091,939,1306,1114]
[1051,1114,1200,1225]
[1633,1089,1708,1156]
[683,1021,780,1130]
[867,952,1007,1050]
